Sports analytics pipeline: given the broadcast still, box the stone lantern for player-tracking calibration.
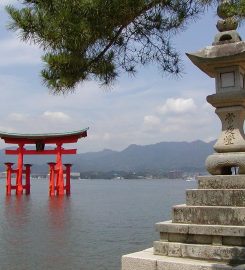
[187,6,245,175]
[122,2,245,269]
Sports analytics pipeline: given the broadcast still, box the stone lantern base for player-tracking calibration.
[122,175,245,269]
[122,248,245,270]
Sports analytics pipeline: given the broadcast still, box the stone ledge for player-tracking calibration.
[154,241,245,261]
[205,153,245,175]
[173,204,245,225]
[122,248,245,270]
[186,189,245,206]
[156,221,245,237]
[198,175,245,189]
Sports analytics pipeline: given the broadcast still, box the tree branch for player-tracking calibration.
[89,0,166,65]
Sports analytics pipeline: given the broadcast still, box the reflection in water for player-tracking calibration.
[0,189,73,270]
[0,179,197,270]
[1,196,32,270]
[48,196,69,229]
[45,197,73,269]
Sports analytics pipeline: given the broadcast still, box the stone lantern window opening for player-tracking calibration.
[215,66,245,93]
[220,71,235,88]
[214,165,239,176]
[219,34,233,42]
[221,166,233,175]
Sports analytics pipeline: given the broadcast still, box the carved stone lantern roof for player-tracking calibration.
[186,42,245,78]
[187,0,244,78]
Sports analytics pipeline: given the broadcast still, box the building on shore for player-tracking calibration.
[167,170,183,179]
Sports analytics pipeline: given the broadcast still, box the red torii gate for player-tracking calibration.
[0,129,88,196]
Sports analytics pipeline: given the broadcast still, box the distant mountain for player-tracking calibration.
[72,140,215,173]
[0,140,215,173]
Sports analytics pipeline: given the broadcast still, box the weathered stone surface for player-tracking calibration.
[165,233,212,245]
[223,236,245,246]
[213,236,223,246]
[156,221,245,237]
[198,175,245,189]
[156,221,188,234]
[206,152,245,175]
[186,189,245,206]
[154,241,245,261]
[207,91,245,109]
[122,248,157,270]
[122,248,245,270]
[161,232,245,246]
[186,41,245,78]
[212,106,245,154]
[215,22,239,34]
[156,222,245,246]
[173,204,245,225]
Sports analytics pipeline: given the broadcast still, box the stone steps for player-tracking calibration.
[156,221,245,246]
[153,241,245,261]
[186,189,245,206]
[156,221,245,237]
[153,175,245,262]
[122,248,245,270]
[198,175,245,189]
[173,204,245,225]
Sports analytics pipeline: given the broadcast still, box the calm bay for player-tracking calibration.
[0,179,197,270]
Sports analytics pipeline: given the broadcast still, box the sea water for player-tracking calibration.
[0,179,196,270]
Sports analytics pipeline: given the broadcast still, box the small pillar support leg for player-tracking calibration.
[64,164,72,195]
[5,162,14,195]
[48,162,56,196]
[24,164,32,195]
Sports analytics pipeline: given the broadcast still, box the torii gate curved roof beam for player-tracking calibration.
[0,128,89,144]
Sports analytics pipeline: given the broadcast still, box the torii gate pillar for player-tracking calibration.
[16,144,24,195]
[56,143,65,196]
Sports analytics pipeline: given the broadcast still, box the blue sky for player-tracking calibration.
[0,1,244,153]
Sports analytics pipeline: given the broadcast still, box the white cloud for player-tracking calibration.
[0,38,42,66]
[0,6,222,153]
[144,115,161,126]
[8,113,28,121]
[157,98,197,115]
[42,111,70,121]
[103,133,112,141]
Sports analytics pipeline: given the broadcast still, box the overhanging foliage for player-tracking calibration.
[5,0,236,93]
